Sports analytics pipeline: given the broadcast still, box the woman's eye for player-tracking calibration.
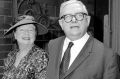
[20,29,24,31]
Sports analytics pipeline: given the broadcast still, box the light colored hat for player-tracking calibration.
[5,15,48,35]
[59,0,88,17]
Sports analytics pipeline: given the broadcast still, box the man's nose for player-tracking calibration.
[71,16,77,22]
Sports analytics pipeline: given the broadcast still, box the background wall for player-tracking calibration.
[0,0,13,78]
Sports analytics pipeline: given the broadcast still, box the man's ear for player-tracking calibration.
[59,19,63,30]
[86,16,91,25]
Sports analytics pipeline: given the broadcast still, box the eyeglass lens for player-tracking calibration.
[61,13,88,23]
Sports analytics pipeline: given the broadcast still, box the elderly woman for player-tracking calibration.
[2,15,48,79]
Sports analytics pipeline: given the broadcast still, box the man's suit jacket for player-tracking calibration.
[47,36,118,79]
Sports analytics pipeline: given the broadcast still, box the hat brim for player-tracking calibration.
[5,20,48,36]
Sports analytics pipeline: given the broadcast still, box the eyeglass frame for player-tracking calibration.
[59,12,89,23]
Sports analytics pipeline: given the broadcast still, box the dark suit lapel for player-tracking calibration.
[64,36,94,78]
[47,36,66,79]
[55,36,66,76]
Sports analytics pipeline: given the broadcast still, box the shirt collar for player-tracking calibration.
[64,33,90,45]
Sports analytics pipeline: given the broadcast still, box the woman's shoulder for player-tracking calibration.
[31,45,48,59]
[3,49,18,71]
[7,49,18,57]
[33,45,47,54]
[30,45,48,68]
[5,49,18,62]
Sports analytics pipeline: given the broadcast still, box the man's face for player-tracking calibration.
[59,3,90,40]
[14,24,36,45]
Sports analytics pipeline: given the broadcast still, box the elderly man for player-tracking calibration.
[47,0,118,79]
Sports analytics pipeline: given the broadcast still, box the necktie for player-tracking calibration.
[60,42,74,77]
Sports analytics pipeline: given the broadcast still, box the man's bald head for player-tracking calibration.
[59,0,88,17]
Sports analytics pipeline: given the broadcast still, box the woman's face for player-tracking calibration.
[14,24,36,45]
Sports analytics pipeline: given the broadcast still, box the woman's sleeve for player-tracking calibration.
[34,49,49,79]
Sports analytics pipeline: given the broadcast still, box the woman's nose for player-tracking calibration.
[24,30,30,35]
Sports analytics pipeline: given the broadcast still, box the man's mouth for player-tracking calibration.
[22,37,30,40]
[70,26,79,29]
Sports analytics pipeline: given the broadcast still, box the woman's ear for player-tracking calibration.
[13,31,17,40]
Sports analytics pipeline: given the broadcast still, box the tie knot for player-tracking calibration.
[68,42,74,48]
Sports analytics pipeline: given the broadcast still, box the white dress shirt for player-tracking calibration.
[61,33,90,68]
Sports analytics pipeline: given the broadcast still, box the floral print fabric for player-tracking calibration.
[2,45,48,79]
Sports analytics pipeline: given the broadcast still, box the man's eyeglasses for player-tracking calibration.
[60,12,88,23]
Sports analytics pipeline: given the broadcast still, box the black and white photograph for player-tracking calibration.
[0,0,119,79]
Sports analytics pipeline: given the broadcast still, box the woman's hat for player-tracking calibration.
[5,15,48,35]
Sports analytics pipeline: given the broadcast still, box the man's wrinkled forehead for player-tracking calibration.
[60,0,88,17]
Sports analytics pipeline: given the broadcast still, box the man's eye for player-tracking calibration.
[65,15,72,18]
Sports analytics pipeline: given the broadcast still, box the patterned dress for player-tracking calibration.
[2,45,48,79]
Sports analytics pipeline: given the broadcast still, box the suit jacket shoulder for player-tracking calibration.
[49,36,65,45]
[92,37,115,56]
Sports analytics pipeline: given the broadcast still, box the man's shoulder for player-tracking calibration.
[92,38,104,47]
[91,37,113,54]
[49,36,65,44]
